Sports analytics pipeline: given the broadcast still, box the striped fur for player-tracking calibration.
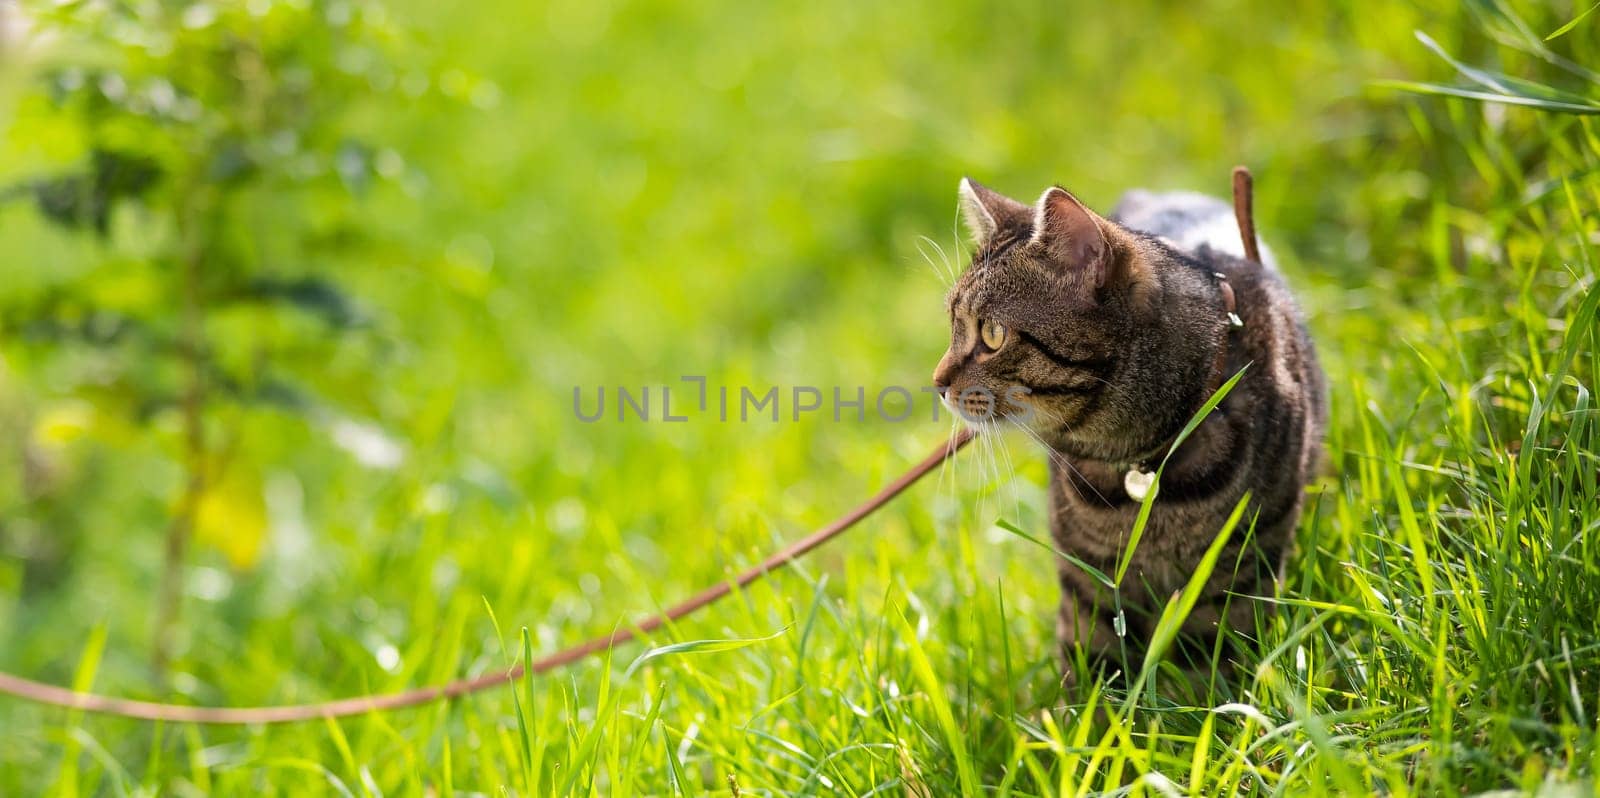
[934,178,1326,675]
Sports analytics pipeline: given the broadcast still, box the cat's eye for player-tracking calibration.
[980,320,1007,350]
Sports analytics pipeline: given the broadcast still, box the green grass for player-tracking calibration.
[2,0,1599,794]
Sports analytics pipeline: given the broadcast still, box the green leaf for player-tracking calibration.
[1545,2,1599,40]
[994,518,1113,588]
[1375,80,1600,115]
[28,150,163,236]
[896,610,980,796]
[52,624,108,797]
[622,628,786,680]
[511,627,538,793]
[242,277,371,329]
[1140,493,1251,675]
[663,730,699,798]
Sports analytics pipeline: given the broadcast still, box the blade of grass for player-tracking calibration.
[622,628,787,680]
[1376,80,1600,115]
[50,622,107,798]
[895,609,980,796]
[1546,2,1599,40]
[994,518,1112,588]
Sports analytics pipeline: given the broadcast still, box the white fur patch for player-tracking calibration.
[1112,190,1278,270]
[1173,214,1277,269]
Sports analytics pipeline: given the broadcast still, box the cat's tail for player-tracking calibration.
[1232,166,1262,264]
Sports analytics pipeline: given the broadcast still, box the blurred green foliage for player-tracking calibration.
[0,0,421,577]
[0,0,1597,794]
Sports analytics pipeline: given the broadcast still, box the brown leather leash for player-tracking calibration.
[0,429,976,724]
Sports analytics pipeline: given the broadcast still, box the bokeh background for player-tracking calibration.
[2,0,1597,794]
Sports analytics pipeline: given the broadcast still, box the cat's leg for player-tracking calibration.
[1056,569,1123,686]
[1173,538,1284,679]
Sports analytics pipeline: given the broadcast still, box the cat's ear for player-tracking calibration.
[958,177,1030,249]
[1030,186,1112,288]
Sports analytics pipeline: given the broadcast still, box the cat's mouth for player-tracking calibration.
[939,385,1034,427]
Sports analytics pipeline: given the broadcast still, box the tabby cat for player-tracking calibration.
[932,176,1326,675]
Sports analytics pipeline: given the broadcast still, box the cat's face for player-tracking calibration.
[932,179,1142,438]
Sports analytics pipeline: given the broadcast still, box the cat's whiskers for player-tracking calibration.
[935,413,960,515]
[1011,404,1112,507]
[986,421,1026,529]
[952,406,1030,535]
[987,422,1011,525]
[971,418,996,526]
[948,208,969,283]
[937,410,977,529]
[1074,374,1117,391]
[914,235,958,288]
[972,415,1024,521]
[979,422,1017,534]
[964,414,1008,533]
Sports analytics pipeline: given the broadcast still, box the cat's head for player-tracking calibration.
[932,178,1195,457]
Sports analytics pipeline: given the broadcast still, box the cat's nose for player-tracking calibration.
[932,352,957,396]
